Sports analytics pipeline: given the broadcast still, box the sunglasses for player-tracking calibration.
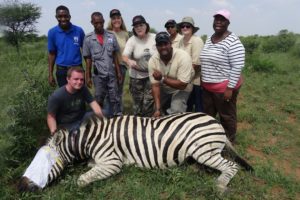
[181,24,192,29]
[166,25,175,29]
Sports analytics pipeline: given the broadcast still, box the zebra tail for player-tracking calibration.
[224,138,254,172]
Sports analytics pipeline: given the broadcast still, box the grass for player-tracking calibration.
[0,38,299,199]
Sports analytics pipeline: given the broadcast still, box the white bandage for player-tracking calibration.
[23,146,60,188]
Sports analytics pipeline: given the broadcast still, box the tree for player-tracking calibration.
[0,0,41,52]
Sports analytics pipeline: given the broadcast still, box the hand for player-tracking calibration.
[152,110,161,118]
[86,76,93,88]
[224,87,233,102]
[153,70,163,81]
[127,59,138,69]
[48,75,56,87]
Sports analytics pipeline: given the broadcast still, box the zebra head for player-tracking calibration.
[18,129,71,192]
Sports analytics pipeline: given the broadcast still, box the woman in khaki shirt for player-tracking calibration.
[178,17,204,112]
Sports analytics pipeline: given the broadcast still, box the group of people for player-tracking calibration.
[47,5,245,143]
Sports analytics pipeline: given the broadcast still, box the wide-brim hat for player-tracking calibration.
[178,16,199,34]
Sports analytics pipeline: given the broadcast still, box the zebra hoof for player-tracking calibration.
[77,176,89,187]
[216,183,228,194]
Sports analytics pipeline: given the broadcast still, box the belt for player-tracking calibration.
[56,65,82,70]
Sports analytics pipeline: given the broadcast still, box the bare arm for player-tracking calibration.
[84,56,93,88]
[48,52,56,87]
[151,83,161,118]
[113,51,122,84]
[122,55,138,69]
[89,100,104,118]
[47,113,57,135]
[153,69,188,90]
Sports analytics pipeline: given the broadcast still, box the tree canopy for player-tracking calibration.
[0,0,41,51]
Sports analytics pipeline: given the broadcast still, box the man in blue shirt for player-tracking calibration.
[48,5,85,87]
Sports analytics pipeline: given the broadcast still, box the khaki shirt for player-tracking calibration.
[178,35,204,85]
[110,30,129,66]
[171,33,183,48]
[148,48,194,93]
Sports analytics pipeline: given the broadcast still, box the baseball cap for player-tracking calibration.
[214,9,231,21]
[164,19,177,28]
[110,9,121,18]
[155,32,170,44]
[132,15,147,26]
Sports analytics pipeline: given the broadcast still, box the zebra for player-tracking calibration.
[18,112,253,193]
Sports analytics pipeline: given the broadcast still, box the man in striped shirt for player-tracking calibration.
[200,9,245,143]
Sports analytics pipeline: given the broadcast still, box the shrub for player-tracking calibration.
[240,35,260,55]
[246,55,276,72]
[5,68,53,167]
[261,30,296,53]
[290,43,300,58]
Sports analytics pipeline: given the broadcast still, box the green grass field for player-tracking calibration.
[0,37,299,200]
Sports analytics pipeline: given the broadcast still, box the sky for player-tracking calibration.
[4,0,300,36]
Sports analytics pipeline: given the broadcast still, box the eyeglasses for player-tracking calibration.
[181,25,192,29]
[166,25,175,29]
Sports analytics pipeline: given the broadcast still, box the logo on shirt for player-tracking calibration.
[108,37,113,43]
[73,36,79,45]
[143,48,151,62]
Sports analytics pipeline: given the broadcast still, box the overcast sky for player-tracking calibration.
[8,0,300,36]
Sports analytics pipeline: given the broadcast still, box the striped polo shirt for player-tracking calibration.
[200,33,245,89]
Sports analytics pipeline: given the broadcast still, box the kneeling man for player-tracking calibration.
[47,67,103,135]
[149,32,194,118]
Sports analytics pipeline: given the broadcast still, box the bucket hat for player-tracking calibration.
[178,16,199,34]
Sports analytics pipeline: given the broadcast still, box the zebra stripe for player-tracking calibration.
[28,112,252,192]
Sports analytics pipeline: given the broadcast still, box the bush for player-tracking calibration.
[240,35,260,55]
[261,30,296,53]
[246,55,276,72]
[5,68,53,167]
[290,43,300,58]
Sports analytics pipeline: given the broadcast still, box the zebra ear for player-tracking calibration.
[53,130,64,146]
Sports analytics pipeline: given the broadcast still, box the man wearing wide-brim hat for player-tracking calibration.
[177,16,204,113]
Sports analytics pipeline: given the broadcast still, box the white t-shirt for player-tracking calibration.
[123,33,157,79]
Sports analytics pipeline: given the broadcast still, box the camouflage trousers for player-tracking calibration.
[129,77,154,117]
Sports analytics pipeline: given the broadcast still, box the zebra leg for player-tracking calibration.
[77,159,123,187]
[191,148,239,193]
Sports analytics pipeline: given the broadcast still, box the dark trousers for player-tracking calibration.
[186,85,203,112]
[56,65,83,87]
[56,67,68,87]
[202,88,240,143]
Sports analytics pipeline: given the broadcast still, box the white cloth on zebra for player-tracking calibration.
[23,145,59,188]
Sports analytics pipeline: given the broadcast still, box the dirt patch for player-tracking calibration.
[267,137,278,145]
[247,146,266,161]
[286,114,297,124]
[273,158,300,181]
[237,121,252,130]
[247,146,300,181]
